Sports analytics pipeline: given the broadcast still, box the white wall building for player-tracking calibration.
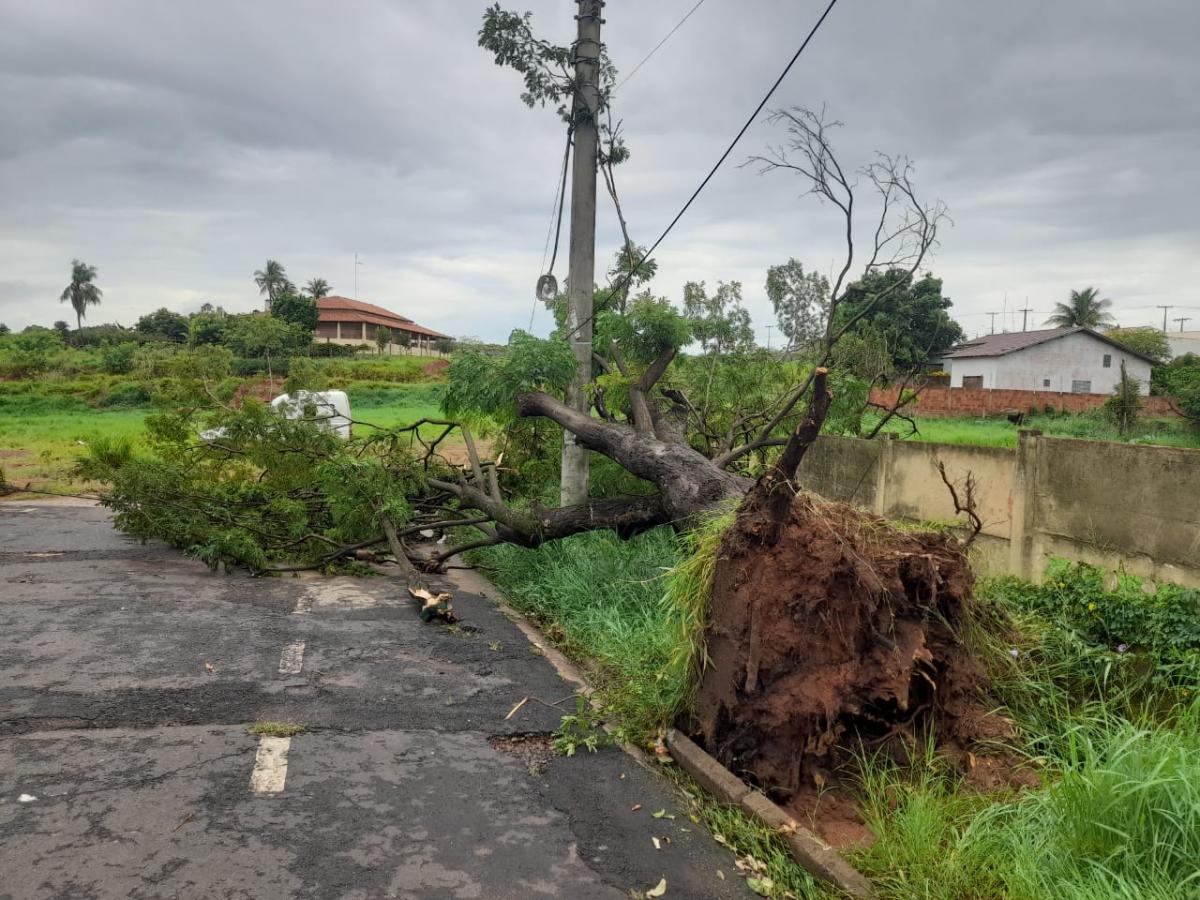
[945,327,1154,395]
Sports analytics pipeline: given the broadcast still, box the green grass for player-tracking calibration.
[873,410,1200,450]
[0,377,448,494]
[473,527,687,745]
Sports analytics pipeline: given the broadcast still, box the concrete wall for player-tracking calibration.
[948,331,1152,394]
[798,431,1200,587]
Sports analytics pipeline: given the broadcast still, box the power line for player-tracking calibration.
[613,0,709,94]
[567,0,841,339]
[532,128,574,331]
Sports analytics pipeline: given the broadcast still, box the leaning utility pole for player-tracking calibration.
[561,0,603,507]
[1019,306,1032,332]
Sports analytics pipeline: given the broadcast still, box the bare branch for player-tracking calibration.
[936,461,983,549]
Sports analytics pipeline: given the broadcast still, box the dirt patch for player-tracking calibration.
[488,732,556,772]
[423,359,450,377]
[694,493,1008,844]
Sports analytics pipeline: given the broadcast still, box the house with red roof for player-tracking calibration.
[314,296,449,354]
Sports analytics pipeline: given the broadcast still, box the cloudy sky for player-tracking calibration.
[2,0,1198,341]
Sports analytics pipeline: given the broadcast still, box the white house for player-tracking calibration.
[944,327,1154,395]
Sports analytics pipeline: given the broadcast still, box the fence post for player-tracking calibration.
[1009,429,1042,581]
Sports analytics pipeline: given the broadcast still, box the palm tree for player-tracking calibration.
[304,278,331,300]
[253,260,288,310]
[1045,287,1114,329]
[59,259,103,331]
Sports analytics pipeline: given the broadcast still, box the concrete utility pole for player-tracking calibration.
[1175,316,1192,332]
[561,0,603,507]
[354,253,363,301]
[1157,305,1173,332]
[1019,306,1032,332]
[987,311,999,334]
[765,324,774,350]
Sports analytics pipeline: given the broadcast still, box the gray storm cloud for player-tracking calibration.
[1,0,1197,338]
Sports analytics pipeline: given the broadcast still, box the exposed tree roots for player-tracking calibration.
[693,492,996,798]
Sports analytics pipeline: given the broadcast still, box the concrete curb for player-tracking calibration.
[666,730,875,899]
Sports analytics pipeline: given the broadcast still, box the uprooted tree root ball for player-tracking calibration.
[693,493,1000,799]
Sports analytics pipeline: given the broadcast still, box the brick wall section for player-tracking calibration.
[870,385,1184,418]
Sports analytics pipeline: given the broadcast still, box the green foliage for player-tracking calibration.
[834,269,964,371]
[1153,353,1200,421]
[253,259,289,305]
[1108,326,1170,364]
[682,280,754,355]
[988,560,1200,700]
[0,327,64,376]
[136,307,189,341]
[552,696,613,757]
[98,341,137,375]
[375,326,392,355]
[852,705,1200,900]
[1045,286,1114,329]
[1105,362,1142,435]
[303,277,331,300]
[477,3,617,127]
[84,384,427,571]
[660,504,737,707]
[187,311,228,346]
[271,292,320,334]
[99,381,152,408]
[766,258,829,351]
[59,258,102,330]
[473,527,686,745]
[442,330,576,423]
[223,314,309,359]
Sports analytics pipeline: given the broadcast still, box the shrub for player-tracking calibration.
[98,341,137,375]
[100,381,152,408]
[988,560,1200,701]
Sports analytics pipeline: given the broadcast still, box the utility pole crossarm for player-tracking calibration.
[1157,305,1173,332]
[560,0,604,507]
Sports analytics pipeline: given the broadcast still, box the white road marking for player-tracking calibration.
[278,641,306,675]
[248,736,291,793]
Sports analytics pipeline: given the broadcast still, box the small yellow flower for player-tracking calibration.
[1088,602,1097,611]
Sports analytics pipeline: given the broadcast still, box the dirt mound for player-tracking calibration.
[423,358,450,377]
[693,493,997,798]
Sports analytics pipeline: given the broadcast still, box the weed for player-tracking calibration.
[552,696,612,757]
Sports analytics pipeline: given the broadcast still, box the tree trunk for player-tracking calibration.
[515,391,750,523]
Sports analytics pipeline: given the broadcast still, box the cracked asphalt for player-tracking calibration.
[0,502,751,899]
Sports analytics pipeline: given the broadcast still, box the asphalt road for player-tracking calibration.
[0,502,751,900]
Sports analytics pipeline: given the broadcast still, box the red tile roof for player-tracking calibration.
[315,296,448,339]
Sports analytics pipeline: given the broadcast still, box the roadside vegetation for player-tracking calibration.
[478,528,1200,899]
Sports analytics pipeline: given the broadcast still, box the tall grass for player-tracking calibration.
[473,527,686,742]
[853,702,1200,899]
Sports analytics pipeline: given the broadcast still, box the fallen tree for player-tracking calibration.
[86,107,998,803]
